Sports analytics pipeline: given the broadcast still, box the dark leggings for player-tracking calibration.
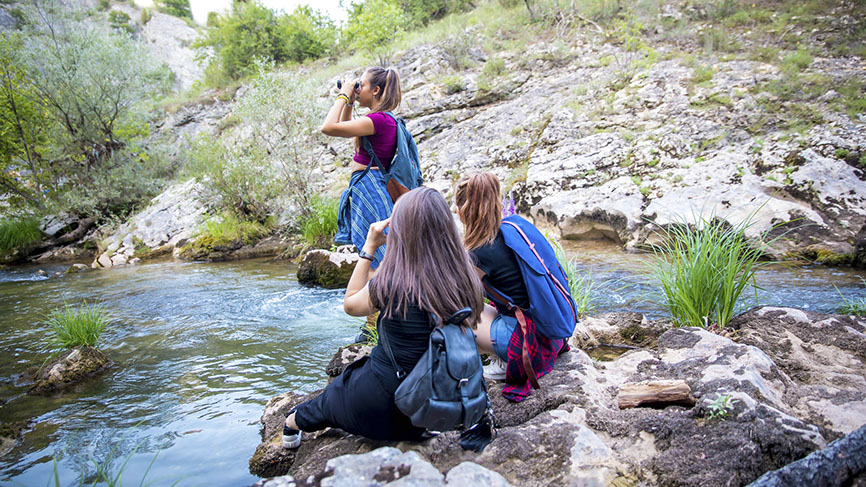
[293,357,426,441]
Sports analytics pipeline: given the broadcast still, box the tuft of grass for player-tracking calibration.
[691,64,715,84]
[298,195,338,248]
[190,212,274,253]
[441,75,465,94]
[649,213,771,329]
[482,57,506,78]
[548,236,596,318]
[834,279,866,316]
[0,216,43,255]
[45,302,112,350]
[782,49,813,74]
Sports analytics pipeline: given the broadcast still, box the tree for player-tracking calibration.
[0,1,173,218]
[345,0,406,64]
[157,0,192,19]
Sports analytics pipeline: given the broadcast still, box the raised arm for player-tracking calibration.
[321,80,375,138]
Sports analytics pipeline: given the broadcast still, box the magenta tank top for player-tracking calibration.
[353,112,397,170]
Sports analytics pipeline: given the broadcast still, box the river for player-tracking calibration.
[0,246,864,485]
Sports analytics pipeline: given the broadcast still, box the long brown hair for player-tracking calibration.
[354,67,402,153]
[370,187,483,328]
[455,173,502,251]
[366,66,401,113]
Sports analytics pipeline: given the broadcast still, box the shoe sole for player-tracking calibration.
[282,431,302,449]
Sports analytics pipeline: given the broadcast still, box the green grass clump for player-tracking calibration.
[46,302,111,350]
[835,279,866,316]
[691,64,715,84]
[482,57,506,78]
[650,214,769,329]
[299,195,338,248]
[0,216,43,255]
[441,75,464,94]
[548,236,596,318]
[782,49,813,74]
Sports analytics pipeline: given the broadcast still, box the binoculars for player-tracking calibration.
[336,80,360,90]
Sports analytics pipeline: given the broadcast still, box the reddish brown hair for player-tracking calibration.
[454,173,503,251]
[370,187,483,328]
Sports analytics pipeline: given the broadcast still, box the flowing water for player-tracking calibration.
[0,247,864,486]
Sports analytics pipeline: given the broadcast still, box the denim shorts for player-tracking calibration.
[489,313,518,361]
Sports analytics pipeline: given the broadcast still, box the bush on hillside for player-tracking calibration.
[157,0,191,19]
[345,0,406,64]
[194,2,337,85]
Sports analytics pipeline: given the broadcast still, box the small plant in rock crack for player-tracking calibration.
[707,394,737,420]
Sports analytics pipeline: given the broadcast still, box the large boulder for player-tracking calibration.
[25,346,110,395]
[250,308,866,486]
[296,249,359,289]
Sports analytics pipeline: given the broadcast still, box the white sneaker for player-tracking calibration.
[483,356,507,381]
[282,425,302,449]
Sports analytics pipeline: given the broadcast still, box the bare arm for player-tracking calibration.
[344,218,391,316]
[321,79,375,138]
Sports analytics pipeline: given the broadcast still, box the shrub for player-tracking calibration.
[108,10,132,33]
[140,8,151,24]
[441,75,464,94]
[0,216,42,254]
[157,0,191,19]
[691,64,714,84]
[483,57,506,78]
[299,195,339,248]
[650,214,769,328]
[46,302,112,350]
[782,49,813,74]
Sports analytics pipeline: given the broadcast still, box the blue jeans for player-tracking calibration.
[489,313,518,361]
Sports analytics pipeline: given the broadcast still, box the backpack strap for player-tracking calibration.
[378,315,407,379]
[501,220,577,325]
[360,111,398,172]
[481,280,539,390]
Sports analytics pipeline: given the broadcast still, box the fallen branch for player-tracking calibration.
[617,380,696,409]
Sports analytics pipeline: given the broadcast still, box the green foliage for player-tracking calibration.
[835,279,866,316]
[45,302,111,350]
[1,6,172,218]
[140,8,151,24]
[195,212,274,248]
[157,0,191,19]
[188,69,326,224]
[548,236,596,318]
[835,148,850,159]
[98,0,110,11]
[691,64,714,84]
[650,214,769,329]
[299,195,338,248]
[483,57,506,78]
[396,0,474,27]
[194,2,336,85]
[108,10,132,33]
[345,0,406,63]
[707,394,737,420]
[0,215,42,254]
[782,49,813,74]
[441,75,464,94]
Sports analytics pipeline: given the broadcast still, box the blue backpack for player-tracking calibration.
[484,215,579,340]
[361,112,424,202]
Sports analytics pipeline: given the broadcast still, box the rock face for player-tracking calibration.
[92,179,208,269]
[250,307,866,486]
[296,249,359,289]
[25,346,110,395]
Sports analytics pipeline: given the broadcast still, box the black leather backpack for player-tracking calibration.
[381,308,488,432]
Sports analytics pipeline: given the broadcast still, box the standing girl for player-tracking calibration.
[322,67,401,269]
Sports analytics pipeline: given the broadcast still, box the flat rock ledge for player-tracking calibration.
[250,308,866,486]
[296,249,359,289]
[24,346,110,395]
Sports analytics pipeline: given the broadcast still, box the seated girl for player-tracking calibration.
[454,172,570,402]
[282,187,484,446]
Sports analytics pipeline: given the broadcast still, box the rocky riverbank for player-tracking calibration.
[249,306,866,486]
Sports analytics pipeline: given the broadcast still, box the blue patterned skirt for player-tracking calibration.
[335,169,394,269]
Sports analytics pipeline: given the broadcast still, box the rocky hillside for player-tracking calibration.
[92,0,866,268]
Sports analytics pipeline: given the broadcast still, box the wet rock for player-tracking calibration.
[570,312,669,350]
[325,344,372,378]
[252,307,859,485]
[730,306,866,434]
[296,250,358,289]
[0,420,30,458]
[64,263,90,274]
[25,346,110,395]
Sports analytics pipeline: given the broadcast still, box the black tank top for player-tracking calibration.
[369,301,431,382]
